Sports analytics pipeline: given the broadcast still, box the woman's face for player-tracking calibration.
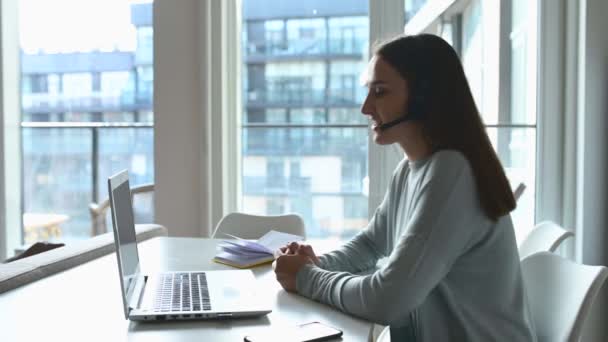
[361,55,411,145]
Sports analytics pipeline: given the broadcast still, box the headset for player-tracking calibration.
[377,38,432,131]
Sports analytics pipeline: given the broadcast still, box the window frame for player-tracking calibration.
[0,0,23,260]
[230,0,549,233]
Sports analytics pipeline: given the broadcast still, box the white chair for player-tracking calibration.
[212,212,306,240]
[513,182,526,201]
[521,252,608,342]
[89,183,155,236]
[376,326,390,342]
[518,221,574,260]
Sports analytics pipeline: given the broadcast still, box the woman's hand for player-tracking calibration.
[273,254,314,292]
[277,242,320,265]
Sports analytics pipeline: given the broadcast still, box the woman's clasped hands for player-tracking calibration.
[272,242,320,292]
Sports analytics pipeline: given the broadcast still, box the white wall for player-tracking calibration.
[153,0,206,237]
[579,0,608,340]
[154,0,240,238]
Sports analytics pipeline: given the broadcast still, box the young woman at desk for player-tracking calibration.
[273,34,536,341]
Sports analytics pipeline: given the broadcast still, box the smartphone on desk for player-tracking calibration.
[244,321,343,342]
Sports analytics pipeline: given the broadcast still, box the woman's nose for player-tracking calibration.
[361,95,373,115]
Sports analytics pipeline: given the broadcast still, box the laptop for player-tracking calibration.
[108,170,272,321]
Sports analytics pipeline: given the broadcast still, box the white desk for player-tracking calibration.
[0,237,372,342]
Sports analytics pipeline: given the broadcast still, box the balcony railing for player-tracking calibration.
[245,38,366,59]
[243,176,365,195]
[242,123,368,156]
[21,122,154,240]
[246,88,361,107]
[21,90,153,113]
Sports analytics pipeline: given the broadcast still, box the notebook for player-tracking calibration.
[213,230,304,268]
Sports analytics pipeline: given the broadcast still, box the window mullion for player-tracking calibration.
[368,0,406,219]
[0,0,22,259]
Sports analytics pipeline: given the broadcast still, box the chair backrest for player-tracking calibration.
[376,326,390,342]
[89,199,111,236]
[521,252,608,342]
[513,182,526,201]
[89,183,155,236]
[212,212,306,240]
[131,184,155,224]
[518,221,574,260]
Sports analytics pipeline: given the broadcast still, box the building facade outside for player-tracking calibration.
[21,3,153,240]
[241,0,370,238]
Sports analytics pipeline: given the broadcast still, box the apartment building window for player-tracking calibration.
[29,74,49,93]
[19,0,154,243]
[91,72,101,92]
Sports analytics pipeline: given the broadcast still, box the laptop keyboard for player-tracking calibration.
[153,272,211,312]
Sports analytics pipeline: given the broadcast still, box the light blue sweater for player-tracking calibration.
[296,150,536,341]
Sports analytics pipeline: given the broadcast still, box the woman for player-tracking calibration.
[273,34,536,341]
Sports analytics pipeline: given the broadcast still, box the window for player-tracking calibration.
[28,74,49,93]
[328,17,367,54]
[19,0,154,243]
[238,0,540,240]
[426,0,538,241]
[91,72,101,92]
[241,0,369,239]
[405,0,428,22]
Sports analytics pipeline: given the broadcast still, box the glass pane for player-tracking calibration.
[242,1,369,239]
[20,0,155,242]
[405,0,428,22]
[461,0,536,126]
[329,60,368,106]
[22,128,92,242]
[461,0,492,123]
[97,127,154,201]
[439,20,454,47]
[242,127,368,238]
[510,0,537,125]
[487,127,536,243]
[98,127,154,224]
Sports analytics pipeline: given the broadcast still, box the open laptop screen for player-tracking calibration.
[108,170,140,317]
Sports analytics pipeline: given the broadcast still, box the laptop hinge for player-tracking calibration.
[128,275,148,311]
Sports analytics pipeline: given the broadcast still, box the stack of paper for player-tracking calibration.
[213,230,304,268]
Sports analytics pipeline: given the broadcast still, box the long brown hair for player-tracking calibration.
[375,34,515,221]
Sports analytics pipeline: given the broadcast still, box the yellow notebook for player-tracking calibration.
[213,253,275,269]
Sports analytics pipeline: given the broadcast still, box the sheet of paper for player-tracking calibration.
[256,230,304,253]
